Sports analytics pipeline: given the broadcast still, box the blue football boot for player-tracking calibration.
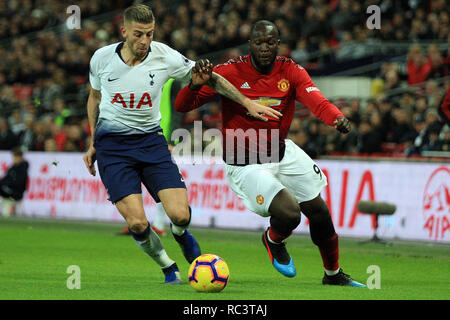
[171,226,201,264]
[262,228,296,278]
[162,262,182,284]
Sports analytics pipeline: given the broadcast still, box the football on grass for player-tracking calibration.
[188,254,230,292]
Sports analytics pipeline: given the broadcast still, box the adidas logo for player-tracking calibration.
[240,82,251,89]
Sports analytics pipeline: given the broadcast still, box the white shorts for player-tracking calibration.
[225,139,327,217]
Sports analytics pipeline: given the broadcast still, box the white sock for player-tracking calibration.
[171,223,186,236]
[156,250,176,269]
[325,268,340,276]
[134,228,175,268]
[153,202,166,231]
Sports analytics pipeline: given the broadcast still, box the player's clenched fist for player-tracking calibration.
[333,116,351,134]
[190,59,213,89]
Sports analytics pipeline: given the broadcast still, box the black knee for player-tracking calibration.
[270,203,301,236]
[308,206,336,246]
[285,208,301,230]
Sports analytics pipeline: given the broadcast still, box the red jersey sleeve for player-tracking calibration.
[290,64,344,126]
[174,83,217,113]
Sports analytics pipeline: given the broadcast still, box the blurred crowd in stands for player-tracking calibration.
[0,0,448,158]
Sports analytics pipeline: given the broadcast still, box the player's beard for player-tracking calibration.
[132,45,147,60]
[125,39,147,61]
[251,52,275,72]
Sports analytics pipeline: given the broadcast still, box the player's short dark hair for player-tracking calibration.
[123,4,154,24]
[249,20,280,39]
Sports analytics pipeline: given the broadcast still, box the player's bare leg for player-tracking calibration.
[300,195,366,287]
[157,188,190,228]
[262,188,300,277]
[115,193,181,284]
[158,188,201,263]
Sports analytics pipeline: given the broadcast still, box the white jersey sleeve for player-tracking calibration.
[89,51,102,90]
[164,45,195,83]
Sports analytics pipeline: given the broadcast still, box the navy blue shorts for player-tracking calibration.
[95,131,185,203]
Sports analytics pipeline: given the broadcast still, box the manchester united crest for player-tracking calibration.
[256,194,264,205]
[277,79,290,92]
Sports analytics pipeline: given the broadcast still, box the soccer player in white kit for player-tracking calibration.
[83,5,281,284]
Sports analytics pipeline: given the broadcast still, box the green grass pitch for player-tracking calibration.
[0,217,449,300]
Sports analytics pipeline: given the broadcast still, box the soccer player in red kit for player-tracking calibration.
[175,20,365,287]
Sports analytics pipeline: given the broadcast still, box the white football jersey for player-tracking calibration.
[89,41,195,136]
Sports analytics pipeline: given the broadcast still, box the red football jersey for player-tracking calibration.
[175,55,344,164]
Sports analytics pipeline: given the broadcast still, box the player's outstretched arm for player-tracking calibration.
[83,87,101,176]
[190,59,282,122]
[292,64,350,132]
[208,72,282,122]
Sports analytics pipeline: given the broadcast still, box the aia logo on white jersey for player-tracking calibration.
[111,93,153,109]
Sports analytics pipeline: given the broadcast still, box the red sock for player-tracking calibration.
[268,226,291,243]
[318,233,340,271]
